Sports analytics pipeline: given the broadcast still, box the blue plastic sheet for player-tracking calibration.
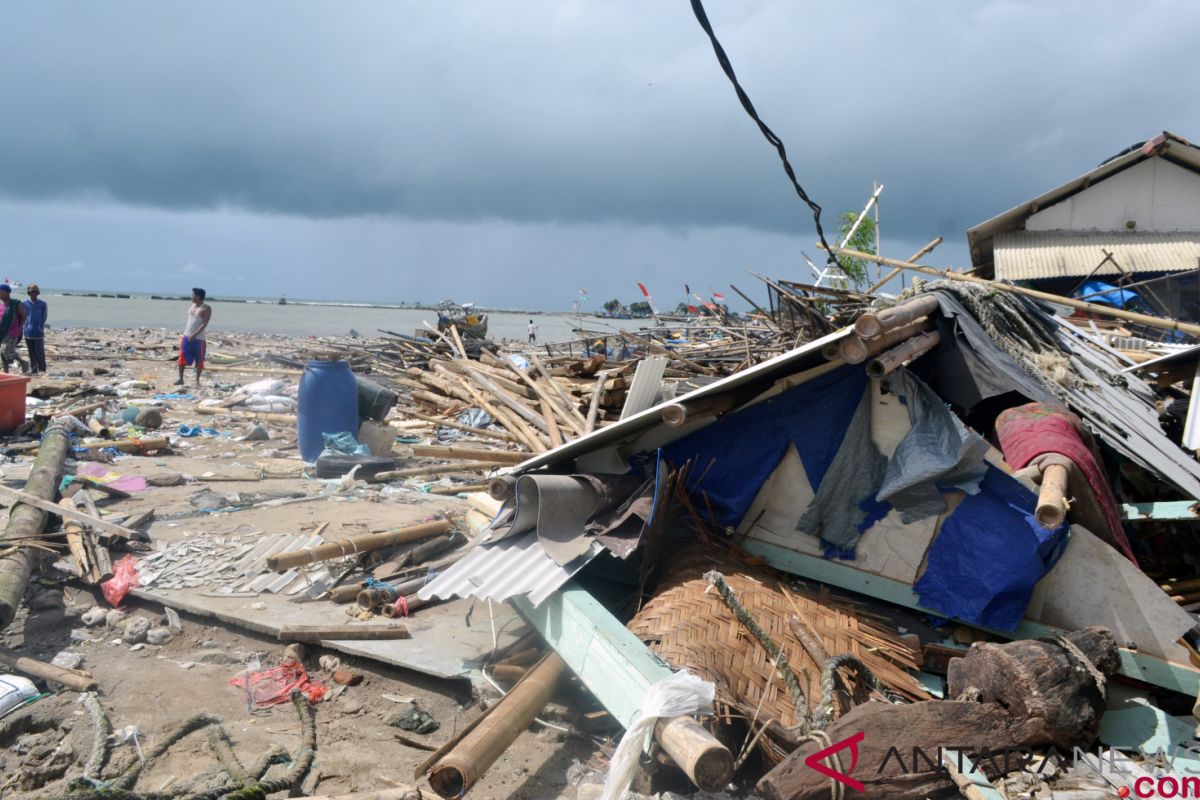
[321,431,371,456]
[662,365,868,527]
[176,425,225,438]
[914,466,1069,632]
[1074,280,1140,309]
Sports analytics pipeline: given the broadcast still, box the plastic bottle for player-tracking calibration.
[297,360,359,463]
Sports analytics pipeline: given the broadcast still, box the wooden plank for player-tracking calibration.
[0,483,139,541]
[740,538,1200,697]
[512,584,671,728]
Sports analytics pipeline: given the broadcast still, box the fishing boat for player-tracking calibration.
[279,294,287,305]
[435,300,488,339]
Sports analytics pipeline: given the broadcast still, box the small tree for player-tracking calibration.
[836,211,877,288]
[629,301,653,317]
[603,298,623,314]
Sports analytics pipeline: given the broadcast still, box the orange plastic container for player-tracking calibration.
[0,374,30,434]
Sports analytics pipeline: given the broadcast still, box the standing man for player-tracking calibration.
[22,285,48,375]
[0,284,28,374]
[527,319,538,344]
[176,287,211,386]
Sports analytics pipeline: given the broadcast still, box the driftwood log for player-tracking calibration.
[759,628,1118,800]
[946,626,1118,747]
[0,421,72,629]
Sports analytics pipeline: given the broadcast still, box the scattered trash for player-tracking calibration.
[101,555,141,607]
[387,704,439,734]
[229,661,327,707]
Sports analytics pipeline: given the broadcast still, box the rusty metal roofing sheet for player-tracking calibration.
[994,231,1200,281]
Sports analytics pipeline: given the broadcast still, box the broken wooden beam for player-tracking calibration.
[408,445,527,465]
[0,647,97,691]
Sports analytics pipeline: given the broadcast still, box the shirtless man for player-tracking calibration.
[176,287,211,386]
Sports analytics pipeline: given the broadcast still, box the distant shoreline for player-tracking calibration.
[50,291,603,317]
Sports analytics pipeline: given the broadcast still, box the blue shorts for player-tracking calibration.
[178,336,206,367]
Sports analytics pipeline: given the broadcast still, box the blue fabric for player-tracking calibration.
[22,299,46,338]
[662,364,869,527]
[914,466,1069,632]
[1075,280,1140,309]
[177,425,224,438]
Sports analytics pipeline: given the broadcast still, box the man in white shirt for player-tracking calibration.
[176,287,212,386]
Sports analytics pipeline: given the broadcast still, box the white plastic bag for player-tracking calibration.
[600,670,716,800]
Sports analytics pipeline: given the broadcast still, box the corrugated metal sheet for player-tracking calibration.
[994,231,1200,281]
[418,532,602,607]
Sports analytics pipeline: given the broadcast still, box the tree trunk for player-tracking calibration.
[0,421,72,629]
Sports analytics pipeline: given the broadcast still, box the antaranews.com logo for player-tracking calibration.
[804,731,1200,798]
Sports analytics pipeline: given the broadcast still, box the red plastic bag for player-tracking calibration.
[101,555,141,607]
[229,661,327,707]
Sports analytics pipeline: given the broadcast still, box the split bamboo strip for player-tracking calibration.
[277,624,410,643]
[865,236,944,294]
[371,462,509,482]
[584,370,608,435]
[463,366,550,434]
[395,409,515,443]
[531,353,590,432]
[193,406,298,425]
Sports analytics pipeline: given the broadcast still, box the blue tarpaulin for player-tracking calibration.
[662,364,869,528]
[1074,280,1140,309]
[914,466,1069,631]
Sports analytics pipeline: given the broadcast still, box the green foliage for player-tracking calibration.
[675,302,692,315]
[629,301,653,316]
[836,211,877,288]
[602,298,623,314]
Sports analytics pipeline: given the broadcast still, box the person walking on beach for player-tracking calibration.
[527,319,537,344]
[22,284,48,375]
[176,287,211,386]
[0,284,28,374]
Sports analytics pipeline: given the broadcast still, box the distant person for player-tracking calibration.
[0,284,28,374]
[176,287,211,386]
[527,319,537,344]
[22,285,47,375]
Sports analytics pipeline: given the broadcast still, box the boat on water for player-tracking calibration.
[436,300,488,339]
[279,294,287,305]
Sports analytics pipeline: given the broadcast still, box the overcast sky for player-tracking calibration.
[0,1,1196,309]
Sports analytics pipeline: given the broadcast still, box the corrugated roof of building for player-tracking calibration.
[994,231,1200,281]
[968,132,1200,275]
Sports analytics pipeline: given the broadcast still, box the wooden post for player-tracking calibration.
[0,421,72,629]
[265,520,451,571]
[1036,463,1071,529]
[427,654,568,798]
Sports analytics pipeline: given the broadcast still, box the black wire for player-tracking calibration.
[689,0,843,267]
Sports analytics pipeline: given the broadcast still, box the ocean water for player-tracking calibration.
[37,292,623,343]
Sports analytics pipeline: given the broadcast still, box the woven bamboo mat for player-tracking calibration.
[628,543,929,761]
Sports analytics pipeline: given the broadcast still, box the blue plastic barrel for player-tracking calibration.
[297,360,359,463]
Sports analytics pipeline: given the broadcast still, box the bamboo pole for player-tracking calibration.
[370,462,509,482]
[866,236,944,294]
[584,370,608,435]
[655,716,735,792]
[266,520,451,571]
[428,654,568,798]
[428,483,489,496]
[0,485,139,542]
[277,624,410,643]
[866,330,942,378]
[0,647,96,691]
[0,422,72,629]
[409,445,527,465]
[463,367,550,434]
[530,353,590,432]
[1036,463,1071,529]
[396,408,515,443]
[854,294,942,340]
[839,318,933,365]
[273,789,421,800]
[193,406,298,424]
[830,245,1200,337]
[619,330,716,375]
[429,363,546,452]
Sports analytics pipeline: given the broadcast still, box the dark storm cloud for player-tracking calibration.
[2,0,1197,248]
